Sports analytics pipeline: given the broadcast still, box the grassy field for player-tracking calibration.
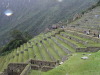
[42,51,100,75]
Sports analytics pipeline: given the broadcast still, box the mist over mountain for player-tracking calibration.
[0,0,98,46]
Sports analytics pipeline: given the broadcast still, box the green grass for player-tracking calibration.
[1,29,100,74]
[63,31,100,47]
[0,56,8,71]
[28,47,35,59]
[57,35,86,48]
[48,38,67,58]
[31,41,42,60]
[43,40,60,61]
[38,42,51,61]
[53,37,75,52]
[61,32,94,43]
[42,51,100,75]
[29,70,44,75]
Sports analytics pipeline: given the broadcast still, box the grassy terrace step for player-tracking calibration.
[43,40,60,61]
[48,38,67,56]
[0,56,8,71]
[13,53,18,63]
[63,31,100,47]
[65,30,100,42]
[48,38,65,59]
[42,41,55,61]
[28,47,35,59]
[27,42,36,59]
[57,35,86,48]
[42,33,68,60]
[1,52,14,71]
[29,70,43,75]
[42,51,100,75]
[61,32,94,44]
[37,42,46,60]
[17,47,23,62]
[52,37,74,52]
[23,44,29,62]
[47,39,61,59]
[37,35,53,61]
[1,54,11,71]
[38,42,51,61]
[34,40,44,60]
[31,41,42,60]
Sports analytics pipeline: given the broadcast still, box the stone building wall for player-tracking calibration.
[20,64,31,75]
[29,59,57,68]
[0,72,4,75]
[41,66,54,72]
[6,63,27,75]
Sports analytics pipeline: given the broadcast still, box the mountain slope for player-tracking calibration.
[0,0,98,46]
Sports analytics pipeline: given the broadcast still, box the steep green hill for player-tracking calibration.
[0,0,98,46]
[0,28,100,75]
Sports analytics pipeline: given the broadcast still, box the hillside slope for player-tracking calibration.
[0,0,98,46]
[69,6,100,31]
[0,28,100,75]
[42,52,100,75]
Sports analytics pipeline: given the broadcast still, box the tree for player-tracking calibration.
[11,30,24,40]
[0,30,32,55]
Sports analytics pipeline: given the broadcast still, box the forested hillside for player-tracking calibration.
[0,0,98,46]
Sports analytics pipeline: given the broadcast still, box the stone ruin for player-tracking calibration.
[29,59,57,68]
[1,59,59,75]
[5,63,27,75]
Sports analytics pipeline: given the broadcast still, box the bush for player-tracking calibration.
[0,30,32,55]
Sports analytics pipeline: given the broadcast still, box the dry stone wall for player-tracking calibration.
[51,37,71,54]
[29,59,57,68]
[20,64,31,75]
[60,33,89,45]
[2,59,58,75]
[64,29,100,43]
[76,47,100,52]
[56,35,77,50]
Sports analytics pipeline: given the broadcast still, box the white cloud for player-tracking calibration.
[57,0,63,2]
[4,9,13,16]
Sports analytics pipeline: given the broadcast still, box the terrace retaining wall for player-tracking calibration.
[76,47,100,52]
[65,30,100,43]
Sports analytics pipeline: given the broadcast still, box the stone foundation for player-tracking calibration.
[2,59,58,75]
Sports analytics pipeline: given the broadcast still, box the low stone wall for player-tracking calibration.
[61,33,89,45]
[48,39,62,58]
[6,63,27,75]
[41,66,54,72]
[29,59,57,68]
[2,59,58,75]
[0,72,3,75]
[76,47,100,52]
[37,44,45,60]
[42,41,55,61]
[65,30,100,43]
[51,37,72,54]
[56,35,77,50]
[20,64,31,75]
[31,65,39,70]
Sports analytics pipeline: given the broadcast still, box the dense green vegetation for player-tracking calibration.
[82,0,100,14]
[0,30,32,55]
